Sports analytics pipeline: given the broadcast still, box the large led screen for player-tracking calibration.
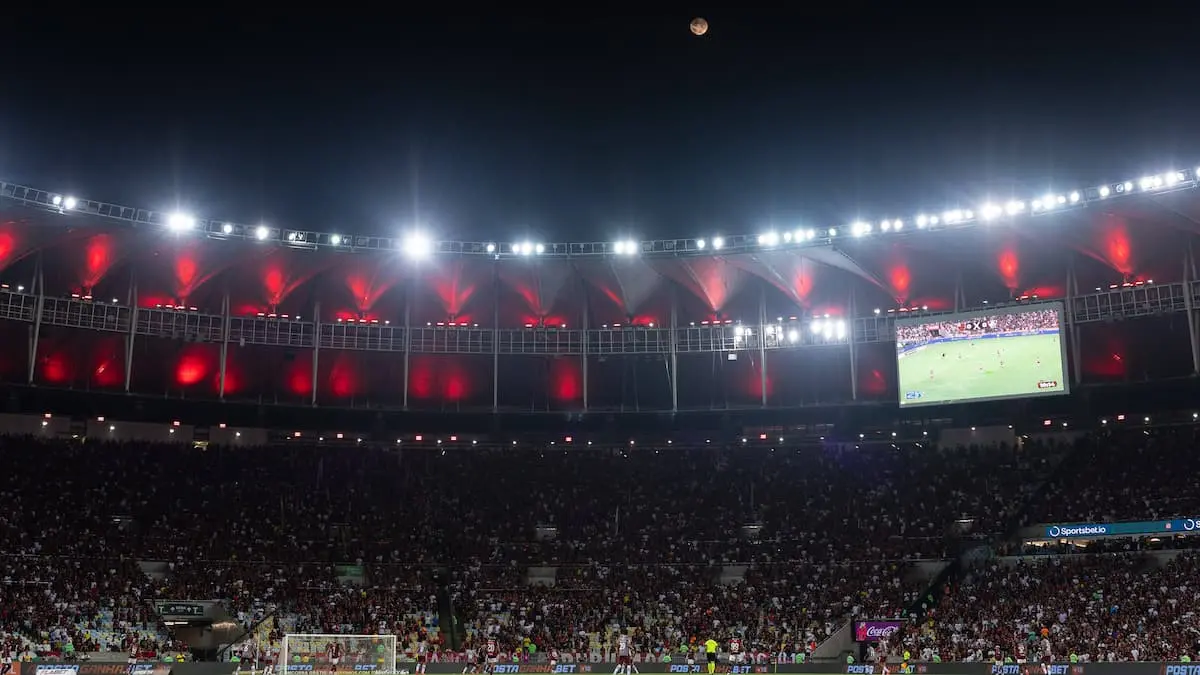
[895,302,1069,407]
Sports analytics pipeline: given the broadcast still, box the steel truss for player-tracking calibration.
[5,276,1200,411]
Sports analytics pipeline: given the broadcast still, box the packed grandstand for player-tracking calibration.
[0,426,1198,666]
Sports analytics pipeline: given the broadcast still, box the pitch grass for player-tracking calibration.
[897,333,1066,406]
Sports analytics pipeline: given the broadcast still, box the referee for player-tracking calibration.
[704,638,718,675]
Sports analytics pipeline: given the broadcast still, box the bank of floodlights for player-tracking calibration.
[167,212,195,232]
[51,195,77,211]
[402,232,433,259]
[613,240,639,255]
[810,316,848,342]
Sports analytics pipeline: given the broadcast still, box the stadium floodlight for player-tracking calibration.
[810,317,847,341]
[534,243,545,255]
[696,238,707,249]
[1005,200,1025,216]
[167,212,195,232]
[402,232,433,259]
[485,243,496,253]
[851,222,871,237]
[254,225,270,240]
[63,196,77,210]
[758,231,779,247]
[330,234,343,246]
[222,223,234,234]
[712,236,724,250]
[613,239,638,255]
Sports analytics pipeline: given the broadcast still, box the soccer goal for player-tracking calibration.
[280,634,397,674]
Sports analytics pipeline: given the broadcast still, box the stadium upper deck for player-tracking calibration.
[1,168,1199,415]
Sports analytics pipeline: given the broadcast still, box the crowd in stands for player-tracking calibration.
[897,552,1200,663]
[1025,426,1200,524]
[895,308,1059,348]
[0,425,1198,663]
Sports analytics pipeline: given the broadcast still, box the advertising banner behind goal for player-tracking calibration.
[279,634,397,675]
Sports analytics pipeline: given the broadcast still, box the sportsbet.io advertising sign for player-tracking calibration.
[1043,517,1200,539]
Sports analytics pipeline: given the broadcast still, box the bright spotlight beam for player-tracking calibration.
[403,232,433,259]
[167,212,196,232]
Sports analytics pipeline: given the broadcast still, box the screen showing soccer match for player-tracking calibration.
[895,302,1069,407]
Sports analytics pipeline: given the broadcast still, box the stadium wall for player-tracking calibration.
[39,663,1195,675]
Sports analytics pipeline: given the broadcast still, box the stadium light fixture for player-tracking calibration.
[712,236,724,250]
[167,212,195,232]
[330,234,343,246]
[696,239,707,249]
[222,223,234,234]
[403,232,433,259]
[613,240,638,255]
[254,225,270,241]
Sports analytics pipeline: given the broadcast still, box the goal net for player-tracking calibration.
[281,634,397,675]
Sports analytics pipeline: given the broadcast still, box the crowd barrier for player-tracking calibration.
[15,663,1200,675]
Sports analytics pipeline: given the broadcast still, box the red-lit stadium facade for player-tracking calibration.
[0,179,1197,418]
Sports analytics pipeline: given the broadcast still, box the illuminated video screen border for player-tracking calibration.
[894,301,1070,408]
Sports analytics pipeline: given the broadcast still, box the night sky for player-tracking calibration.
[3,7,1200,243]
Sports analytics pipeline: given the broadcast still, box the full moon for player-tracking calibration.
[690,17,708,36]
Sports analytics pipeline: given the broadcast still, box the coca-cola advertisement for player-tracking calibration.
[853,620,904,642]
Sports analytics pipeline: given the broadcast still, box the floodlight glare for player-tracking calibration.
[52,195,62,206]
[330,234,342,246]
[696,239,706,250]
[712,237,724,250]
[63,196,77,210]
[167,212,195,231]
[222,223,234,234]
[255,225,270,240]
[403,232,433,259]
[535,243,545,255]
[485,243,496,253]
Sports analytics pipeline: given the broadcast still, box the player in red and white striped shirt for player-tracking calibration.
[416,641,429,675]
[325,642,343,675]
